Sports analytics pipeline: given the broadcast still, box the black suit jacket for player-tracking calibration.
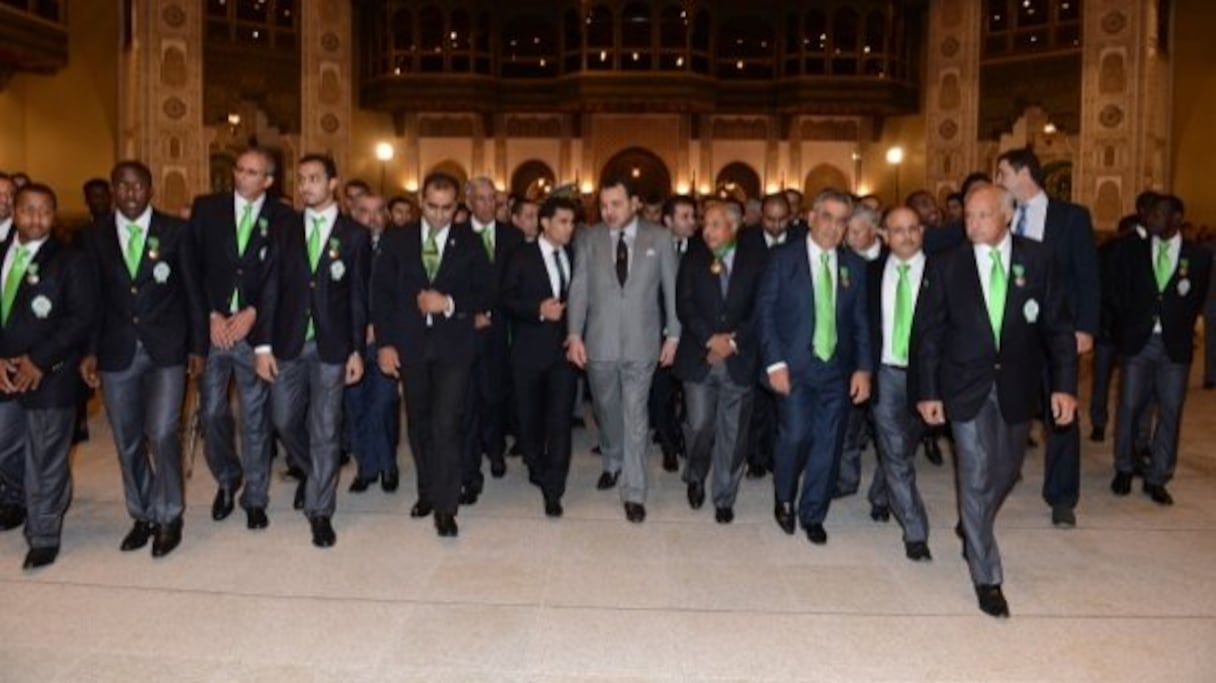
[83,210,206,371]
[1042,199,1100,336]
[501,240,573,372]
[1103,234,1213,364]
[0,238,95,409]
[737,223,808,255]
[189,193,295,335]
[911,236,1076,424]
[474,221,523,348]
[673,237,764,385]
[923,221,966,256]
[252,213,370,363]
[372,222,491,365]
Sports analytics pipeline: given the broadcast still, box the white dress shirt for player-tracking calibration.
[857,239,883,262]
[420,217,455,323]
[1014,190,1048,242]
[1151,232,1182,333]
[472,217,495,254]
[764,231,787,248]
[235,192,267,231]
[303,204,339,251]
[610,218,638,272]
[766,236,838,375]
[2,236,48,290]
[539,235,569,301]
[974,233,1014,315]
[881,251,926,367]
[115,206,153,256]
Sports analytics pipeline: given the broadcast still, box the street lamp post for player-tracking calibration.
[885,146,904,206]
[375,142,395,195]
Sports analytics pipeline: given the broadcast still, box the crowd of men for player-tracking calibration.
[0,145,1210,620]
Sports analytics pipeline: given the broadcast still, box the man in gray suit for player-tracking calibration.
[567,177,680,523]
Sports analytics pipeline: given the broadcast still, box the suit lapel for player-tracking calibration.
[434,225,457,283]
[962,246,998,353]
[223,197,240,260]
[10,239,58,323]
[628,224,648,289]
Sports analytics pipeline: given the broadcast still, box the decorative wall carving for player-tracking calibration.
[798,118,858,141]
[301,1,351,171]
[1098,51,1126,95]
[715,118,769,140]
[419,116,476,137]
[505,116,563,138]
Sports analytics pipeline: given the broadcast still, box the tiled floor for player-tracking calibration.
[2,366,1215,682]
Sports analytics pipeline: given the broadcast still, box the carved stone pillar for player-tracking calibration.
[924,0,981,199]
[1076,1,1171,230]
[299,0,352,176]
[118,1,206,214]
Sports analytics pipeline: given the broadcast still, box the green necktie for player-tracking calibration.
[305,215,324,341]
[892,262,912,363]
[236,202,255,256]
[125,223,145,278]
[479,225,494,262]
[2,244,29,325]
[423,224,441,281]
[813,251,836,361]
[988,248,1007,348]
[1154,240,1172,292]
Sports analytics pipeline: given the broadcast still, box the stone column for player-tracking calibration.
[118,1,206,214]
[299,0,352,176]
[923,0,981,200]
[1075,0,1171,230]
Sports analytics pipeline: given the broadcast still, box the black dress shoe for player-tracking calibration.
[348,476,374,493]
[715,507,734,524]
[120,521,154,551]
[1143,483,1174,506]
[686,481,705,510]
[905,541,932,562]
[591,445,602,455]
[310,516,336,548]
[746,463,768,479]
[23,546,58,570]
[1051,505,1076,528]
[246,507,269,530]
[435,512,459,537]
[975,583,1010,618]
[211,488,236,521]
[1089,426,1105,443]
[662,450,679,473]
[544,497,563,518]
[293,479,306,510]
[381,468,400,493]
[151,519,183,558]
[804,523,828,545]
[410,500,433,518]
[0,503,26,531]
[490,458,507,478]
[773,502,796,535]
[624,502,646,523]
[596,471,619,490]
[923,437,944,466]
[869,504,890,522]
[339,450,352,467]
[1111,471,1133,496]
[459,486,480,506]
[284,465,306,482]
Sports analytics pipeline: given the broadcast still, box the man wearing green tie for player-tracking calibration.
[912,185,1078,617]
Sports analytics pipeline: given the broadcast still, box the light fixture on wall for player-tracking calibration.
[226,113,241,136]
[886,146,904,205]
[375,142,394,194]
[1043,122,1057,135]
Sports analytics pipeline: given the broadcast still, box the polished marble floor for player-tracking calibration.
[1,365,1215,682]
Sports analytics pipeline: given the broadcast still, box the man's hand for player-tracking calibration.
[209,313,233,350]
[0,359,16,393]
[417,289,449,315]
[849,371,871,404]
[474,312,491,330]
[917,400,946,425]
[539,298,564,322]
[79,355,100,389]
[706,334,734,361]
[345,351,364,386]
[187,354,204,379]
[767,366,791,396]
[378,345,401,379]
[254,351,278,383]
[658,339,678,367]
[226,307,257,343]
[1075,331,1093,355]
[1050,392,1077,426]
[11,355,44,392]
[565,336,587,369]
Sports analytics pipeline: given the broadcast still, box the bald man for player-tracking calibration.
[912,185,1077,617]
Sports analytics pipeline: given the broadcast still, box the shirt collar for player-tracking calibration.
[236,192,266,216]
[304,203,338,226]
[539,234,562,256]
[614,217,638,237]
[10,235,48,260]
[1024,190,1048,213]
[1154,232,1182,250]
[859,240,882,261]
[807,234,835,262]
[892,250,925,269]
[974,231,1013,263]
[117,206,153,232]
[472,218,494,234]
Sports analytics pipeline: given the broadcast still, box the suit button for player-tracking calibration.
[994,362,1001,370]
[236,268,243,276]
[310,282,316,289]
[133,316,140,324]
[129,286,137,295]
